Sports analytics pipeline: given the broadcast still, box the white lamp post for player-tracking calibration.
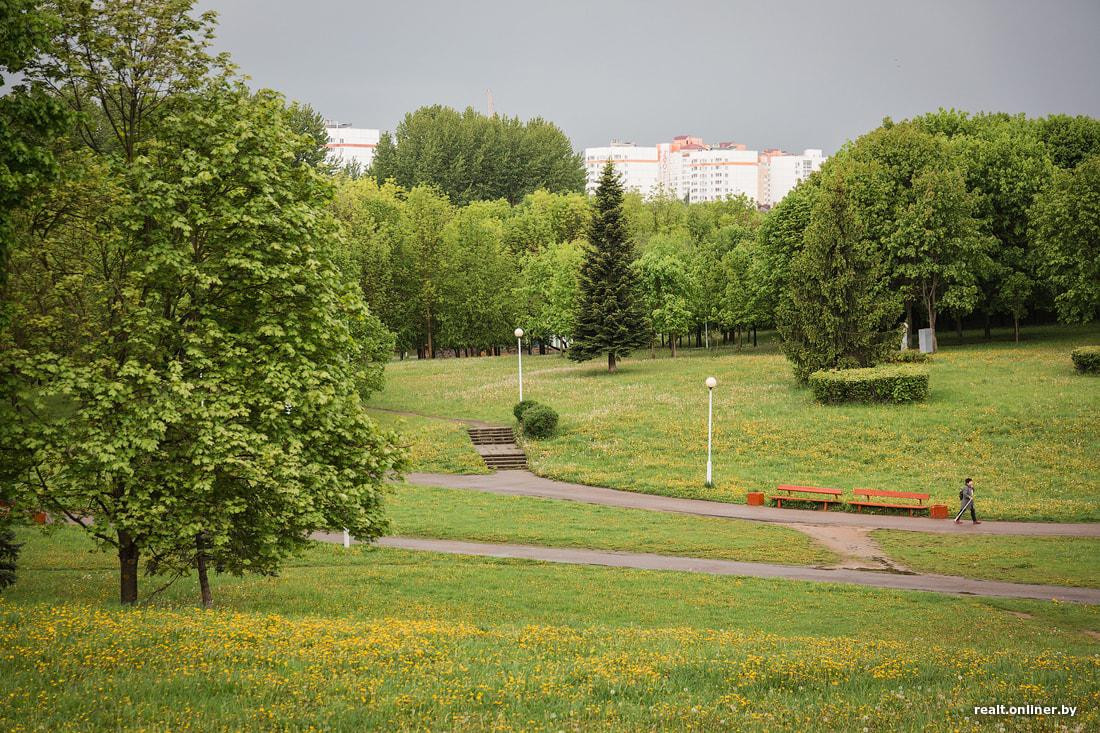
[514,327,525,401]
[705,376,717,486]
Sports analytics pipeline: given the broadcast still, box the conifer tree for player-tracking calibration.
[569,162,649,371]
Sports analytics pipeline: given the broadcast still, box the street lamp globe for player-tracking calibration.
[706,376,717,389]
[514,327,524,339]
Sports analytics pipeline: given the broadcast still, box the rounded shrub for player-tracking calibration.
[1071,346,1100,374]
[808,365,930,404]
[521,404,559,438]
[513,399,541,421]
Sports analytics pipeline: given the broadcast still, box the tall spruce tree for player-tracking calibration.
[776,160,903,383]
[569,162,649,371]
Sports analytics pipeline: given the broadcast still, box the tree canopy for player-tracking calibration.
[370,105,584,206]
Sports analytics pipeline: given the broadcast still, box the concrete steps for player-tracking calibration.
[467,427,517,445]
[467,426,527,470]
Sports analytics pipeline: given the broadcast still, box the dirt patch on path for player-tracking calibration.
[785,523,912,573]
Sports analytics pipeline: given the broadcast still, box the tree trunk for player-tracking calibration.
[752,326,757,347]
[924,286,938,353]
[539,341,546,356]
[670,335,676,357]
[196,534,212,609]
[608,352,617,372]
[955,315,963,339]
[983,311,991,340]
[527,343,532,356]
[426,315,433,358]
[695,326,702,348]
[118,531,139,605]
[905,300,914,349]
[1014,315,1020,342]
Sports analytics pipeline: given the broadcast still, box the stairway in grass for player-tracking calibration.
[466,426,527,470]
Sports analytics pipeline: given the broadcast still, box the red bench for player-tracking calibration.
[849,489,930,516]
[769,485,843,511]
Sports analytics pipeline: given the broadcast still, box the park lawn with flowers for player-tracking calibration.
[366,409,489,475]
[386,483,837,565]
[872,531,1100,588]
[369,324,1100,522]
[3,527,1100,732]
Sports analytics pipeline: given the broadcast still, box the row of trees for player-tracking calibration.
[338,108,1098,383]
[369,105,585,206]
[773,111,1100,379]
[0,0,406,604]
[332,171,769,363]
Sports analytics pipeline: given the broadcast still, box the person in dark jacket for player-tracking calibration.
[955,477,981,524]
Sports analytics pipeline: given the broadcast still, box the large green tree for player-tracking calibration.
[776,161,902,383]
[634,234,696,357]
[371,105,584,205]
[1,0,403,605]
[569,163,649,371]
[1031,155,1100,323]
[0,0,71,594]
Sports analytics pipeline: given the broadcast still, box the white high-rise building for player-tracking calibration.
[584,137,825,207]
[658,139,759,203]
[583,141,660,197]
[325,122,380,170]
[758,149,825,208]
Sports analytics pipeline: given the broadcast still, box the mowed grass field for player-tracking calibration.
[387,483,838,565]
[3,527,1100,731]
[370,325,1100,521]
[366,409,488,474]
[872,530,1100,588]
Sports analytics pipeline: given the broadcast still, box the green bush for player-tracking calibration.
[809,365,930,404]
[885,349,931,364]
[521,404,559,438]
[1071,346,1100,374]
[513,400,541,421]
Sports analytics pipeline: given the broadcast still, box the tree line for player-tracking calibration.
[339,109,1099,381]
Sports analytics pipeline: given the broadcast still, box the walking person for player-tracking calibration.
[955,477,981,524]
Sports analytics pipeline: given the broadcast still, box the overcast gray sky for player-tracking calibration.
[196,0,1100,154]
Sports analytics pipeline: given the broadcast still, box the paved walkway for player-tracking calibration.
[311,533,1100,604]
[406,470,1100,537]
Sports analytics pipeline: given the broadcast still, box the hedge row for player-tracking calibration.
[809,365,930,404]
[1071,346,1100,374]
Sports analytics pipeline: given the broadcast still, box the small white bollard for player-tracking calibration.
[342,529,350,548]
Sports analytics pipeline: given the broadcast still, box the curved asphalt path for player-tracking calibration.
[312,533,1100,604]
[405,470,1100,537]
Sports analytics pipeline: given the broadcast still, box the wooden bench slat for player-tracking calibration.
[776,485,843,496]
[853,488,929,502]
[850,501,930,510]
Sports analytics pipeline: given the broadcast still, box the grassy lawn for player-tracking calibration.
[386,483,838,565]
[3,527,1099,731]
[369,325,1100,521]
[367,408,489,474]
[873,530,1100,588]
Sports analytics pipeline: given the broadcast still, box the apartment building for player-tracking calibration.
[757,148,825,208]
[584,137,825,207]
[325,122,380,170]
[583,141,661,197]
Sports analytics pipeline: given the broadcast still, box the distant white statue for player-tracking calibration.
[900,322,909,351]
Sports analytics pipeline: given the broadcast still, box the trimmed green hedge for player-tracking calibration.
[1071,346,1100,374]
[886,349,931,364]
[521,404,559,438]
[513,400,541,421]
[809,365,930,404]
